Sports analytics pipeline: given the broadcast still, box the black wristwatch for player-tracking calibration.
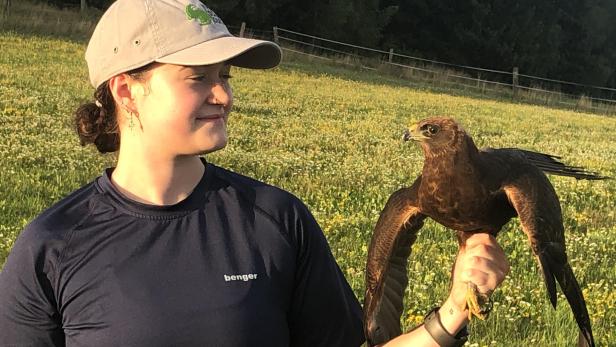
[424,307,469,347]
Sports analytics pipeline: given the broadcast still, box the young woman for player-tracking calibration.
[0,1,508,346]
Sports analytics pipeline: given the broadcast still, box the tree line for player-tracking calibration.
[38,0,616,91]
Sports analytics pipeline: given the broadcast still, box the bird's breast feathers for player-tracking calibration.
[418,181,509,232]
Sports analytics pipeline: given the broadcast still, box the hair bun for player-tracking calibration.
[74,82,119,153]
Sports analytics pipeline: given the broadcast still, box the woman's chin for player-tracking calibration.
[195,137,228,155]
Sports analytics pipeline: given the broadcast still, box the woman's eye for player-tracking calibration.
[189,74,232,82]
[189,75,206,81]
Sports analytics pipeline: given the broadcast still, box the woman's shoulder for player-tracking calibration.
[6,180,102,274]
[209,164,310,217]
[21,180,101,244]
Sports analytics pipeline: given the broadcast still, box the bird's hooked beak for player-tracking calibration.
[402,123,430,142]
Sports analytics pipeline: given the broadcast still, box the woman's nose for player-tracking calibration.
[207,82,232,106]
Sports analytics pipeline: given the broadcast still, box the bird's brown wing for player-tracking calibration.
[364,179,427,346]
[503,173,595,347]
[485,148,608,180]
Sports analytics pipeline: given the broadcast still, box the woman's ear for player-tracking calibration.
[109,74,130,111]
[108,74,141,114]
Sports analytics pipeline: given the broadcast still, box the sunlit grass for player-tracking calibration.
[1,31,615,346]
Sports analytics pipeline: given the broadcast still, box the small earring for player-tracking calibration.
[129,112,135,130]
[122,103,136,131]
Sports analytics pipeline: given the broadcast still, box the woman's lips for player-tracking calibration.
[196,114,224,121]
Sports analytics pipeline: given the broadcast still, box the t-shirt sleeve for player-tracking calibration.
[0,224,65,346]
[287,202,365,347]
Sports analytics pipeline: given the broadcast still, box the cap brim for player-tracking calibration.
[155,36,282,69]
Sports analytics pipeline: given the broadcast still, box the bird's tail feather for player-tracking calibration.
[545,256,595,347]
[537,254,557,308]
[578,331,592,347]
[514,149,609,180]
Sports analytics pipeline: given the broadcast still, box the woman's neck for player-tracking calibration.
[111,150,205,206]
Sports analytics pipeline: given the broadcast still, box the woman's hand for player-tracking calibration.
[377,233,510,346]
[448,233,510,313]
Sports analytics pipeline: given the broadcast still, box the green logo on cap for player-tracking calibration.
[186,4,213,25]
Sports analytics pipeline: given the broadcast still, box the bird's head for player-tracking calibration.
[403,116,468,157]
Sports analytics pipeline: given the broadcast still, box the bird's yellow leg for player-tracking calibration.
[465,282,489,321]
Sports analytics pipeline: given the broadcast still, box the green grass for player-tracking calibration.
[2,17,616,347]
[0,0,100,40]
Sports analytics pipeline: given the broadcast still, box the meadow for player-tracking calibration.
[1,7,616,346]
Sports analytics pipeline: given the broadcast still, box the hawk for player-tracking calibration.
[364,116,606,346]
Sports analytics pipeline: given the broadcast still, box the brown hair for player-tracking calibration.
[74,64,153,153]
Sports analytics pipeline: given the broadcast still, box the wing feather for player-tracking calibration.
[504,172,595,347]
[364,181,426,346]
[485,148,608,180]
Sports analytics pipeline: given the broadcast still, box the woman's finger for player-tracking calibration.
[464,235,510,275]
[465,233,499,248]
[459,268,502,296]
[458,238,510,292]
[463,255,508,278]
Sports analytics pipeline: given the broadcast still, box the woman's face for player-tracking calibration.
[132,62,233,157]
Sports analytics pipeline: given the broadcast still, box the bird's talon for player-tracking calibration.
[465,283,489,321]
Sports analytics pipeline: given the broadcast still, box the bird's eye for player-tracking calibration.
[420,124,440,136]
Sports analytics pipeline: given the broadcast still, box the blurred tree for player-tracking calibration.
[209,0,390,46]
[207,0,284,29]
[378,0,616,89]
[380,0,560,72]
[576,0,616,90]
[29,0,616,89]
[43,0,111,10]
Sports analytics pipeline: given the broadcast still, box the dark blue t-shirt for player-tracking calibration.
[0,161,364,346]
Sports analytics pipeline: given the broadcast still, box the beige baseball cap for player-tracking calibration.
[85,0,282,88]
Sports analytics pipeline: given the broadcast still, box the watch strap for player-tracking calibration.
[424,307,469,347]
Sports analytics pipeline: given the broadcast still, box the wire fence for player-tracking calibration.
[227,23,616,115]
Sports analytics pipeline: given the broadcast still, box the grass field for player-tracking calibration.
[1,12,616,347]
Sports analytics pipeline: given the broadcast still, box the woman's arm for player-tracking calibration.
[378,233,510,346]
[0,224,64,346]
[286,200,365,346]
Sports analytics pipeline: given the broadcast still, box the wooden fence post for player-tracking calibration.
[388,48,394,63]
[239,22,246,38]
[3,0,10,18]
[81,0,87,12]
[512,67,519,99]
[273,26,279,44]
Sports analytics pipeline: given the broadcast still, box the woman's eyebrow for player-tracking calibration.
[180,64,229,75]
[178,66,201,73]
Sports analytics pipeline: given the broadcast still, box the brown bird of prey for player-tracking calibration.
[364,116,605,347]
